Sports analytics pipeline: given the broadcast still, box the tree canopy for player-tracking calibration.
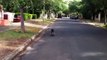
[0,0,68,17]
[69,0,107,23]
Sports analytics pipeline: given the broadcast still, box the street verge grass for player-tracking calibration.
[0,19,54,41]
[0,19,55,59]
[0,28,37,41]
[82,19,107,29]
[103,25,107,29]
[27,19,55,25]
[43,19,55,25]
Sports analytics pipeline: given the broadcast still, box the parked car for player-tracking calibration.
[70,15,78,19]
[58,14,62,18]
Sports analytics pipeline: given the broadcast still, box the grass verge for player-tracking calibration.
[27,19,55,25]
[103,24,107,29]
[0,19,54,41]
[0,28,37,41]
[0,19,55,59]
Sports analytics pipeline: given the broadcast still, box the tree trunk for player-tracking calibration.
[98,13,101,22]
[0,5,3,20]
[104,10,107,25]
[47,10,51,19]
[92,13,95,20]
[20,7,25,32]
[0,8,1,20]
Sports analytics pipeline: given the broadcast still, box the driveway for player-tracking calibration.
[21,18,107,60]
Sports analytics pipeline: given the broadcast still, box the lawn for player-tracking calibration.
[26,19,55,25]
[103,24,107,29]
[0,29,36,41]
[0,19,55,59]
[0,19,54,41]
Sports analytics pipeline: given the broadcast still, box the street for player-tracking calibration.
[21,18,107,60]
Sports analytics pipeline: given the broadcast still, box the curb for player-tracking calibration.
[82,21,107,30]
[3,20,55,60]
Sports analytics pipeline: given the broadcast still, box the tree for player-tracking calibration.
[50,0,69,17]
[80,0,97,19]
[69,1,83,18]
[69,1,79,13]
[0,4,3,20]
[13,0,27,32]
[17,0,31,32]
[52,0,67,13]
[92,0,107,24]
[80,0,107,24]
[0,0,68,18]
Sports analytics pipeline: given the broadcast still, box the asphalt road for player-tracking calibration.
[21,18,107,60]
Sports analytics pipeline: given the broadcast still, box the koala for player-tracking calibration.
[50,29,55,36]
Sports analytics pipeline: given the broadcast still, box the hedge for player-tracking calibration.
[32,14,37,19]
[15,13,37,21]
[23,13,37,20]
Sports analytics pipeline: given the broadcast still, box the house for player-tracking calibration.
[0,11,15,26]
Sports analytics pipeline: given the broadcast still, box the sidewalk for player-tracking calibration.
[0,26,10,32]
[0,20,48,32]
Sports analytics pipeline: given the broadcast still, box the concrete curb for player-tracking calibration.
[2,21,55,60]
[82,21,104,27]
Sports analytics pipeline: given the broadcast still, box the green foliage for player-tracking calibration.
[52,0,68,13]
[23,13,29,20]
[81,0,107,19]
[27,14,37,19]
[15,13,37,20]
[24,13,38,20]
[32,14,37,19]
[1,0,69,18]
[69,1,80,13]
[104,25,107,28]
[28,14,33,19]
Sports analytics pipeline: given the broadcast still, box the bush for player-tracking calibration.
[23,13,29,21]
[32,14,37,19]
[15,13,37,21]
[24,13,36,20]
[104,25,107,28]
[28,14,33,19]
[14,13,20,18]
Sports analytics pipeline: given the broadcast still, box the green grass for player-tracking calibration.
[42,19,55,25]
[103,25,107,29]
[0,19,55,41]
[0,30,35,41]
[26,19,55,25]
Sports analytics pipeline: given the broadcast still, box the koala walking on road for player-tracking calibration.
[50,29,55,36]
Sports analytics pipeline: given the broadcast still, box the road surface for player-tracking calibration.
[21,18,107,60]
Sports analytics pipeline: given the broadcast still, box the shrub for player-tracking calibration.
[24,13,35,20]
[15,13,37,21]
[23,13,30,21]
[14,13,20,18]
[32,14,37,19]
[104,25,107,28]
[28,14,33,19]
